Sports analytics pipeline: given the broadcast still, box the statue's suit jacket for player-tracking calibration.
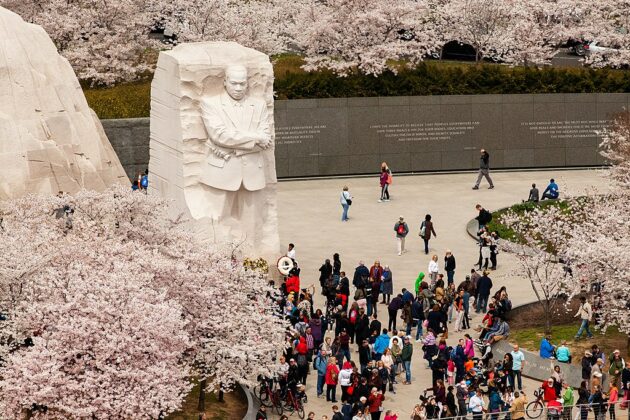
[200,92,271,192]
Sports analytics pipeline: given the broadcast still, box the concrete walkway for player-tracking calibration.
[273,169,609,419]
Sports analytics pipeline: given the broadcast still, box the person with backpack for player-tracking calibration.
[315,350,330,398]
[472,149,494,190]
[419,214,437,255]
[394,216,409,256]
[475,204,493,230]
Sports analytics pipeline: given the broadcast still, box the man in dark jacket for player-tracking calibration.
[387,294,404,330]
[359,339,372,373]
[353,262,370,292]
[476,271,493,313]
[409,297,424,341]
[355,311,370,351]
[401,336,414,384]
[454,339,467,382]
[473,148,494,190]
[444,250,456,285]
[475,204,493,230]
[369,313,381,338]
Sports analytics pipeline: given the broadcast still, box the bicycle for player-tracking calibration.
[283,387,305,419]
[526,389,545,419]
[255,377,283,415]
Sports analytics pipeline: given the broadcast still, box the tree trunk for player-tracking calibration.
[543,301,552,335]
[218,382,225,403]
[197,378,207,419]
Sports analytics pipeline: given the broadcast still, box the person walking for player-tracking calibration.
[340,186,352,222]
[574,296,593,340]
[444,250,456,285]
[472,149,494,190]
[378,162,392,202]
[394,216,409,256]
[419,214,437,255]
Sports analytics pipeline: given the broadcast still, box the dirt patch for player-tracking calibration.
[508,296,581,330]
[167,383,248,420]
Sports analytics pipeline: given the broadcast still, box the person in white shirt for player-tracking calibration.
[468,389,484,420]
[340,186,352,222]
[574,296,593,339]
[428,255,439,287]
[287,243,296,260]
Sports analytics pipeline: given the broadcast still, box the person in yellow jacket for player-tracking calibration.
[510,390,527,420]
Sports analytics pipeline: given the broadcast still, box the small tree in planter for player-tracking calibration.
[500,204,574,334]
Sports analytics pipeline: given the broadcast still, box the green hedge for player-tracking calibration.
[85,58,630,119]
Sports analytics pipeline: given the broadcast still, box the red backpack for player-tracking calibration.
[349,309,358,324]
[397,223,405,235]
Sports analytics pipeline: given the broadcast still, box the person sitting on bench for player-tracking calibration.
[541,179,559,200]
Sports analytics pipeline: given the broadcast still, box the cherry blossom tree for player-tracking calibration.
[292,0,441,75]
[500,203,574,334]
[563,192,630,336]
[0,188,287,417]
[162,0,300,56]
[1,0,159,85]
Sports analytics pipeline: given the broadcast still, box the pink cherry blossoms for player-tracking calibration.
[0,188,286,418]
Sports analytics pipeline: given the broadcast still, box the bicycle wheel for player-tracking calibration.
[297,403,305,419]
[272,391,283,415]
[526,401,544,419]
[257,388,272,407]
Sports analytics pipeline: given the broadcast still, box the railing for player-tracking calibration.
[420,399,628,420]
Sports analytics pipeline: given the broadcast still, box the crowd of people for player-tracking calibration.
[255,159,628,420]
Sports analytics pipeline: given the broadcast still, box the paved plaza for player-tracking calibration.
[275,169,610,418]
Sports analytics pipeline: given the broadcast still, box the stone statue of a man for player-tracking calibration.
[195,64,277,250]
[150,43,280,260]
[200,65,271,192]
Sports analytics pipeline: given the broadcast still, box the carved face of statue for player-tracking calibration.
[224,66,248,101]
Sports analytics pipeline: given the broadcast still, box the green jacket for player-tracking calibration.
[562,387,574,406]
[401,343,413,361]
[415,272,425,295]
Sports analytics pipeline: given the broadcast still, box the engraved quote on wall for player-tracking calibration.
[370,121,480,142]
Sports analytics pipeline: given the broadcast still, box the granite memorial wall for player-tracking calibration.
[104,93,629,179]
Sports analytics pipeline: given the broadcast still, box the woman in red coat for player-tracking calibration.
[286,274,300,294]
[325,357,340,402]
[368,386,386,420]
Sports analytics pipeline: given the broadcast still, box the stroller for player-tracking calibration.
[546,399,563,420]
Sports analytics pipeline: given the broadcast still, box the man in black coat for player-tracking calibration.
[475,271,493,313]
[355,311,370,351]
[353,261,370,291]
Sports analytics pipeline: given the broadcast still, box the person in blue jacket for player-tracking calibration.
[373,329,391,360]
[541,179,559,200]
[540,334,555,359]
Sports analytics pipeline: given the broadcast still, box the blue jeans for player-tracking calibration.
[317,374,325,396]
[341,204,349,221]
[340,348,351,363]
[423,238,429,254]
[476,294,489,313]
[407,319,423,339]
[404,361,412,382]
[367,299,373,316]
[510,369,523,390]
[447,270,454,285]
[575,319,593,338]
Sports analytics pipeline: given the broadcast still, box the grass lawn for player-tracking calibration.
[509,323,629,364]
[166,382,248,420]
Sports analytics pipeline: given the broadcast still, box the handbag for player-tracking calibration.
[354,288,365,300]
[346,198,352,206]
